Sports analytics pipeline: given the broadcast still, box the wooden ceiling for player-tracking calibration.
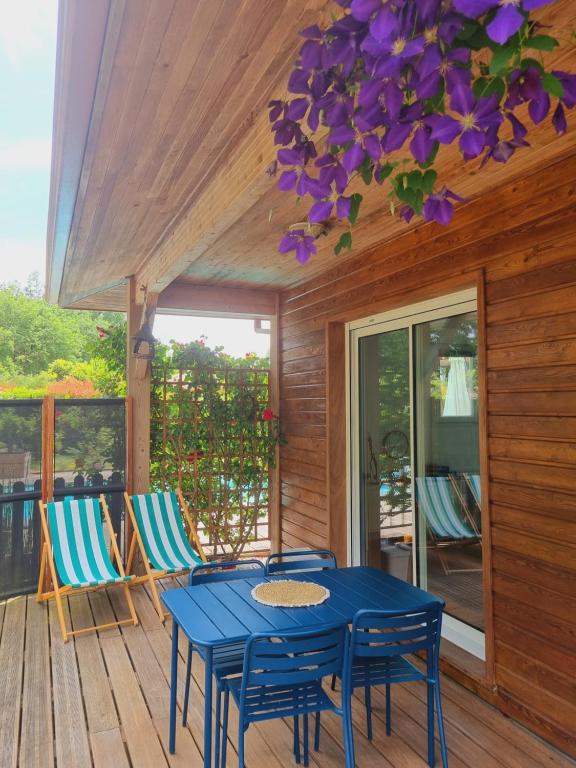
[48,0,576,311]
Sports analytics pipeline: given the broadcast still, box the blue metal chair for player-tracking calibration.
[265,549,337,575]
[181,558,266,767]
[218,623,353,768]
[340,601,448,768]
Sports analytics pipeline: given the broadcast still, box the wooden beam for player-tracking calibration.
[268,294,281,552]
[126,277,151,494]
[158,282,277,317]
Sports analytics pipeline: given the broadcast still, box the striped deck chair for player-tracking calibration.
[415,476,481,575]
[37,496,138,642]
[124,489,207,621]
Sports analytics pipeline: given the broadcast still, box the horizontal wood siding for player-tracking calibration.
[278,153,576,758]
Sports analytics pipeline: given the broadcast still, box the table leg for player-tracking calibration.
[169,620,179,754]
[204,646,213,768]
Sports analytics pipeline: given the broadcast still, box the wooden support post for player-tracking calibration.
[268,296,281,553]
[40,396,55,592]
[126,278,153,496]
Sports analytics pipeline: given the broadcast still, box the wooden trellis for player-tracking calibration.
[150,365,273,558]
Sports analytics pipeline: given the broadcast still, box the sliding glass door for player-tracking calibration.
[350,290,484,657]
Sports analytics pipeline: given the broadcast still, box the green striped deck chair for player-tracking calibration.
[37,496,138,642]
[124,489,206,621]
[416,476,481,575]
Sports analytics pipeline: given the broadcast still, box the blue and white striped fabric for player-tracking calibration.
[130,491,202,572]
[466,473,481,506]
[47,498,128,588]
[416,477,476,540]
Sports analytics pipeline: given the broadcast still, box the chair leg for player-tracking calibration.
[364,685,373,741]
[427,682,435,767]
[215,682,222,768]
[221,688,230,768]
[238,722,245,768]
[53,584,68,642]
[435,683,449,768]
[36,543,47,602]
[122,582,139,627]
[314,712,321,751]
[293,716,301,764]
[343,695,355,768]
[182,643,193,726]
[148,576,166,622]
[386,683,392,736]
[303,714,309,767]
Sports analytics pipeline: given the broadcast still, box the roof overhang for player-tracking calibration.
[46,0,576,313]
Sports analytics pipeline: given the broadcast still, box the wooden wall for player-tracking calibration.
[278,152,576,757]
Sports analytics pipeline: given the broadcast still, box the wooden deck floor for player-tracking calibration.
[0,579,573,768]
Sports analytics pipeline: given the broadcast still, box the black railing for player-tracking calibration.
[0,397,126,599]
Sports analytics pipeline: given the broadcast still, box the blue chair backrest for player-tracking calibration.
[189,559,265,585]
[350,602,443,670]
[265,549,337,575]
[243,623,348,697]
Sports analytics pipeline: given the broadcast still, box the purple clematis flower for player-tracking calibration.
[423,187,467,225]
[453,0,555,45]
[430,85,503,158]
[278,229,317,264]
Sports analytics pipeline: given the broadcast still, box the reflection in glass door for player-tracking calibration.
[358,329,412,582]
[351,292,484,658]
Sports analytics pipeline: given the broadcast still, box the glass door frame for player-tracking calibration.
[347,288,485,659]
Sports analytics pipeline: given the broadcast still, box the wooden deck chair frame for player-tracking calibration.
[124,488,207,622]
[37,495,138,642]
[448,473,482,538]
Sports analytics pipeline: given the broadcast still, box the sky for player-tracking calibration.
[0,0,268,358]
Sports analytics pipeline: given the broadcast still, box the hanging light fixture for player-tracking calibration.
[132,316,157,360]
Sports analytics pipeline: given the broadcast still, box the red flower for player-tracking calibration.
[185,449,205,462]
[262,408,274,421]
[96,325,109,339]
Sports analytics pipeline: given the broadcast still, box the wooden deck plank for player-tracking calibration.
[69,594,119,735]
[19,596,54,768]
[0,597,26,768]
[49,599,92,768]
[91,728,129,768]
[99,632,169,767]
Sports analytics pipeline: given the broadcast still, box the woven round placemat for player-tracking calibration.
[251,580,330,607]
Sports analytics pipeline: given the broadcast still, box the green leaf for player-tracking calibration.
[526,35,559,52]
[375,163,394,184]
[359,157,374,185]
[489,45,515,76]
[520,57,544,73]
[473,77,489,98]
[348,193,363,225]
[422,169,437,195]
[334,231,352,256]
[484,77,505,100]
[542,72,564,98]
[407,170,423,191]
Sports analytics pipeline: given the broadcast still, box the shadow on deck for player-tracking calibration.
[0,579,573,768]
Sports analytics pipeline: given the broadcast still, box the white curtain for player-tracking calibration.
[443,357,472,417]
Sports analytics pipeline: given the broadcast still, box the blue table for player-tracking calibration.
[162,565,441,767]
